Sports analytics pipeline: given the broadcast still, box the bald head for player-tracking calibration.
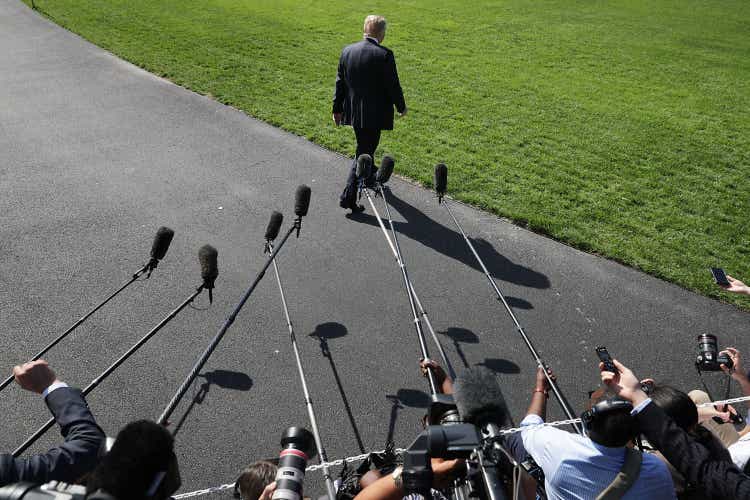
[364,15,387,42]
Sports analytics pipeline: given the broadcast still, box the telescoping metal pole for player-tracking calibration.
[433,164,582,434]
[360,186,440,395]
[267,240,337,500]
[14,284,205,456]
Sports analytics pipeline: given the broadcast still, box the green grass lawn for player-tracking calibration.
[27,0,750,308]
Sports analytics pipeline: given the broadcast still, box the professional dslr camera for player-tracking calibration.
[696,334,733,371]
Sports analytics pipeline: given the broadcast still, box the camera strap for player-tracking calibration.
[595,448,642,500]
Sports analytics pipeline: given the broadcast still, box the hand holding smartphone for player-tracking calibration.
[596,346,618,374]
[711,267,730,287]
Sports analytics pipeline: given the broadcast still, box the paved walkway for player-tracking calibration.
[2,0,749,494]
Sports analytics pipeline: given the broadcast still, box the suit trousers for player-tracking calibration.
[340,128,381,209]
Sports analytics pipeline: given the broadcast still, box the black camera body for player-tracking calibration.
[696,334,733,371]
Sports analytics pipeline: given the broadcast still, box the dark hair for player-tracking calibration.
[649,385,698,431]
[236,461,278,500]
[586,393,637,447]
[87,420,177,500]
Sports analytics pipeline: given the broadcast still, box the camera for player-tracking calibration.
[271,427,315,500]
[0,482,114,500]
[696,334,733,371]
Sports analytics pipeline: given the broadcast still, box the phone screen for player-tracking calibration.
[711,267,730,286]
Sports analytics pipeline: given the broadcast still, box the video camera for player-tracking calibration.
[0,482,114,500]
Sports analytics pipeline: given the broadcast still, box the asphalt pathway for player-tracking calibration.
[2,1,750,496]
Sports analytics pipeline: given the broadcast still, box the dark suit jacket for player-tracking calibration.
[637,401,750,499]
[0,387,105,486]
[333,38,406,131]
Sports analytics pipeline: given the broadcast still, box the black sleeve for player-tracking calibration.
[383,51,405,114]
[0,387,105,486]
[332,52,347,113]
[637,401,750,499]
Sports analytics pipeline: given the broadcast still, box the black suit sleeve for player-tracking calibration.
[637,401,750,499]
[0,387,105,486]
[383,51,405,114]
[332,53,347,113]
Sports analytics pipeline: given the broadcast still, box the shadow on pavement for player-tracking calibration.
[310,322,366,453]
[171,369,253,438]
[346,188,550,289]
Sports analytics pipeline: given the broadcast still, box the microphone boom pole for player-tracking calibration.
[157,185,310,426]
[14,284,205,456]
[268,240,337,500]
[0,227,175,395]
[359,179,440,394]
[434,166,582,434]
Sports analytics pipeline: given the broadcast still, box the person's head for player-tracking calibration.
[649,385,698,432]
[363,15,387,42]
[86,420,180,500]
[584,392,637,447]
[235,460,278,500]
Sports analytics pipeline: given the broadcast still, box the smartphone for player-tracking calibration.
[596,346,618,373]
[711,267,730,286]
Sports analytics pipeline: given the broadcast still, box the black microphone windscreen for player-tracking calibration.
[198,245,219,287]
[434,163,448,195]
[265,211,284,241]
[376,155,395,184]
[294,185,311,217]
[150,227,175,261]
[453,367,510,427]
[355,154,373,179]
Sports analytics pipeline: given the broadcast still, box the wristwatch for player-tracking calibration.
[392,466,404,489]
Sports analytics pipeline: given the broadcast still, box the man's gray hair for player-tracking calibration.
[363,15,387,38]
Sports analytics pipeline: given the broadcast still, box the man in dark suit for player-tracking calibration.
[0,360,105,486]
[333,14,407,213]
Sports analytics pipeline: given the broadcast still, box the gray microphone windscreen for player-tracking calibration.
[198,245,218,288]
[150,227,175,261]
[355,154,372,179]
[294,185,311,217]
[376,156,395,184]
[434,163,448,195]
[453,367,509,427]
[265,211,284,241]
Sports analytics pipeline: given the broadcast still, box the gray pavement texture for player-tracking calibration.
[2,0,750,496]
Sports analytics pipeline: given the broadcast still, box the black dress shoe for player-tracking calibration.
[350,204,365,214]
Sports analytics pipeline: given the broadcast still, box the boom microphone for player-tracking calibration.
[199,245,218,303]
[265,211,284,241]
[453,367,510,428]
[434,164,447,202]
[355,154,373,181]
[376,156,395,184]
[294,185,311,237]
[151,227,175,261]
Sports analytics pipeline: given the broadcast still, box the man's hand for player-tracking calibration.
[535,365,555,392]
[258,481,276,500]
[13,360,60,394]
[720,347,744,379]
[420,358,453,394]
[599,359,649,406]
[333,112,343,126]
[431,458,464,489]
[722,275,750,295]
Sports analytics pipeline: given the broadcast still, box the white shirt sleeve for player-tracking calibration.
[42,381,69,398]
[520,414,570,474]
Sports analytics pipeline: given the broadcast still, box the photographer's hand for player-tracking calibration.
[600,359,649,406]
[723,275,750,296]
[721,347,750,408]
[526,365,555,419]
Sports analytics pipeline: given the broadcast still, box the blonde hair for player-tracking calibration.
[363,15,387,38]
